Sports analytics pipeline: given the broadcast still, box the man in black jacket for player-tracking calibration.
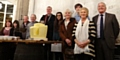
[40,6,55,40]
[40,6,55,60]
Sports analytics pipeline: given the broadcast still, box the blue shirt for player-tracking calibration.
[74,13,81,22]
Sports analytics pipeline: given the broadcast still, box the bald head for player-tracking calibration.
[98,2,106,14]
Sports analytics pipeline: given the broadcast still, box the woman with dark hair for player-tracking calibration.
[0,19,13,60]
[52,12,63,60]
[72,3,83,22]
[0,19,12,35]
[10,20,22,39]
[53,12,63,40]
[6,20,22,60]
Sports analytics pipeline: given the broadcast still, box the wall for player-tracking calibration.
[28,0,120,25]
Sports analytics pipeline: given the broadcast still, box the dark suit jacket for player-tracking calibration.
[93,13,119,49]
[59,18,76,52]
[20,21,30,39]
[40,14,55,40]
[20,21,30,32]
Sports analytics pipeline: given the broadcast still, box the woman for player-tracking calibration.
[8,20,22,60]
[52,12,63,60]
[0,19,13,60]
[0,19,12,35]
[72,7,96,60]
[10,20,22,39]
[59,9,76,60]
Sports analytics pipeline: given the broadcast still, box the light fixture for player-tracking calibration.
[0,3,2,9]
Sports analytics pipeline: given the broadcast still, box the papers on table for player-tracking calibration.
[51,43,62,52]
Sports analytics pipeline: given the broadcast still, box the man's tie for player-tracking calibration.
[45,15,48,24]
[100,14,104,39]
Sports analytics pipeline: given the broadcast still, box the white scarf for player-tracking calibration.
[74,19,90,54]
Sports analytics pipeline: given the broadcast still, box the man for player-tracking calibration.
[26,14,38,39]
[40,6,55,40]
[72,3,83,22]
[92,2,119,60]
[20,15,30,39]
[40,6,55,60]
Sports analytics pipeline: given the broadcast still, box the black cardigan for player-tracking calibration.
[72,21,97,58]
[10,28,22,39]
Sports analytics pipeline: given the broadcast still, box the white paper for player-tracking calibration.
[51,43,62,52]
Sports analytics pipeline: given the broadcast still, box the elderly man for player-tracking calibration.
[40,6,55,60]
[26,14,38,39]
[40,6,55,40]
[92,2,119,60]
[20,15,30,39]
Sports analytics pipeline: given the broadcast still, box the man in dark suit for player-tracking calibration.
[40,6,55,60]
[93,2,119,60]
[40,6,55,40]
[20,15,30,39]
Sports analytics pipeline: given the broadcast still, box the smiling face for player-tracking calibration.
[13,23,17,28]
[56,13,61,20]
[47,6,52,15]
[76,6,81,13]
[30,14,36,22]
[23,16,29,22]
[79,8,88,19]
[64,9,72,19]
[98,2,106,14]
[6,21,11,27]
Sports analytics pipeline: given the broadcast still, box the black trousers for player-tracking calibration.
[44,44,53,60]
[95,39,114,60]
[74,53,91,60]
[53,52,63,60]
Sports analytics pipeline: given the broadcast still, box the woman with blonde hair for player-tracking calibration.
[72,7,96,60]
[59,9,76,60]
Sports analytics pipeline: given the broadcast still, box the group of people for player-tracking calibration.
[0,2,119,60]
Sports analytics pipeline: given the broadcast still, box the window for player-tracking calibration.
[0,1,14,30]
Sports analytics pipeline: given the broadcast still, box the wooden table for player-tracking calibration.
[0,40,62,60]
[0,40,62,44]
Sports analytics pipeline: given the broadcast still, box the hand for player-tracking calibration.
[82,40,90,48]
[74,39,84,48]
[77,41,84,48]
[54,43,57,45]
[65,39,72,46]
